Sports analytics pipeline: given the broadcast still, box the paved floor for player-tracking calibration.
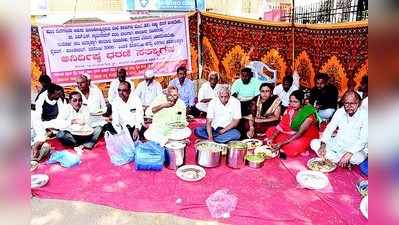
[31,198,223,225]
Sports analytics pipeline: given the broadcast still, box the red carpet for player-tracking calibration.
[32,119,367,225]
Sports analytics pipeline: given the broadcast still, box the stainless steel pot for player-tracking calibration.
[195,140,226,168]
[164,141,186,170]
[227,141,248,169]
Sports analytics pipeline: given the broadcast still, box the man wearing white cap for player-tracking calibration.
[135,70,163,113]
[76,73,107,127]
[108,68,134,104]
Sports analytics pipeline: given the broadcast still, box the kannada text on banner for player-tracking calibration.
[39,15,191,85]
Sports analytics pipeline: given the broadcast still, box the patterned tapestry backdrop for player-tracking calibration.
[200,13,368,93]
[31,12,368,95]
[200,13,293,84]
[293,22,368,94]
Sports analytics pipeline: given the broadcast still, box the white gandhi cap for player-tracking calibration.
[144,70,155,78]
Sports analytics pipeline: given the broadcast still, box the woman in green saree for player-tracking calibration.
[264,90,320,157]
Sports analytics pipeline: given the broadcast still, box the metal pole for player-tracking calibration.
[292,0,295,73]
[195,0,202,81]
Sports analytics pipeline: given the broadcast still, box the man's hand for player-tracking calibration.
[163,101,175,108]
[264,113,273,118]
[32,141,44,159]
[317,144,326,158]
[208,136,214,142]
[105,116,112,123]
[201,98,212,103]
[247,127,255,138]
[219,128,227,135]
[132,128,140,140]
[338,152,353,168]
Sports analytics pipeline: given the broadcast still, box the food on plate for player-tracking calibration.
[242,139,263,149]
[176,165,206,182]
[308,158,336,172]
[254,145,278,159]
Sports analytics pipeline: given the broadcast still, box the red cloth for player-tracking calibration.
[32,119,365,225]
[266,107,319,157]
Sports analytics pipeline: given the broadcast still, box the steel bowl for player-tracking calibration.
[245,154,266,169]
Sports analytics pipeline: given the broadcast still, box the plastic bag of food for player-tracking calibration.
[206,189,238,219]
[135,141,164,171]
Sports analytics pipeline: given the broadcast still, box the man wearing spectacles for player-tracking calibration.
[56,92,102,150]
[311,90,368,168]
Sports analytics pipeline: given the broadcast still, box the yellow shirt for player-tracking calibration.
[146,94,186,131]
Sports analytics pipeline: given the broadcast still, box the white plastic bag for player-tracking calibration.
[104,126,135,166]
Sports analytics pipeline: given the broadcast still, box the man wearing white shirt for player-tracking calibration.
[32,84,65,143]
[56,92,102,149]
[194,85,241,143]
[76,74,108,127]
[111,81,144,140]
[195,71,222,113]
[134,70,162,113]
[311,91,368,168]
[108,68,134,104]
[273,72,300,112]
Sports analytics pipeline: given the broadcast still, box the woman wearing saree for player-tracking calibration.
[264,90,320,157]
[244,83,282,138]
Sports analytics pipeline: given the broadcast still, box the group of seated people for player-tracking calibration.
[31,65,368,169]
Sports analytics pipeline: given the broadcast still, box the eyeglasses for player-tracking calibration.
[118,89,130,92]
[343,102,359,106]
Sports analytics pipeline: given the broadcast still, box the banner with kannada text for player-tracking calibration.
[39,15,191,85]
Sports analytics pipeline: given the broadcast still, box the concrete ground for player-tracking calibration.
[31,198,223,225]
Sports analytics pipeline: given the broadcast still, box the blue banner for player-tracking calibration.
[126,0,205,11]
